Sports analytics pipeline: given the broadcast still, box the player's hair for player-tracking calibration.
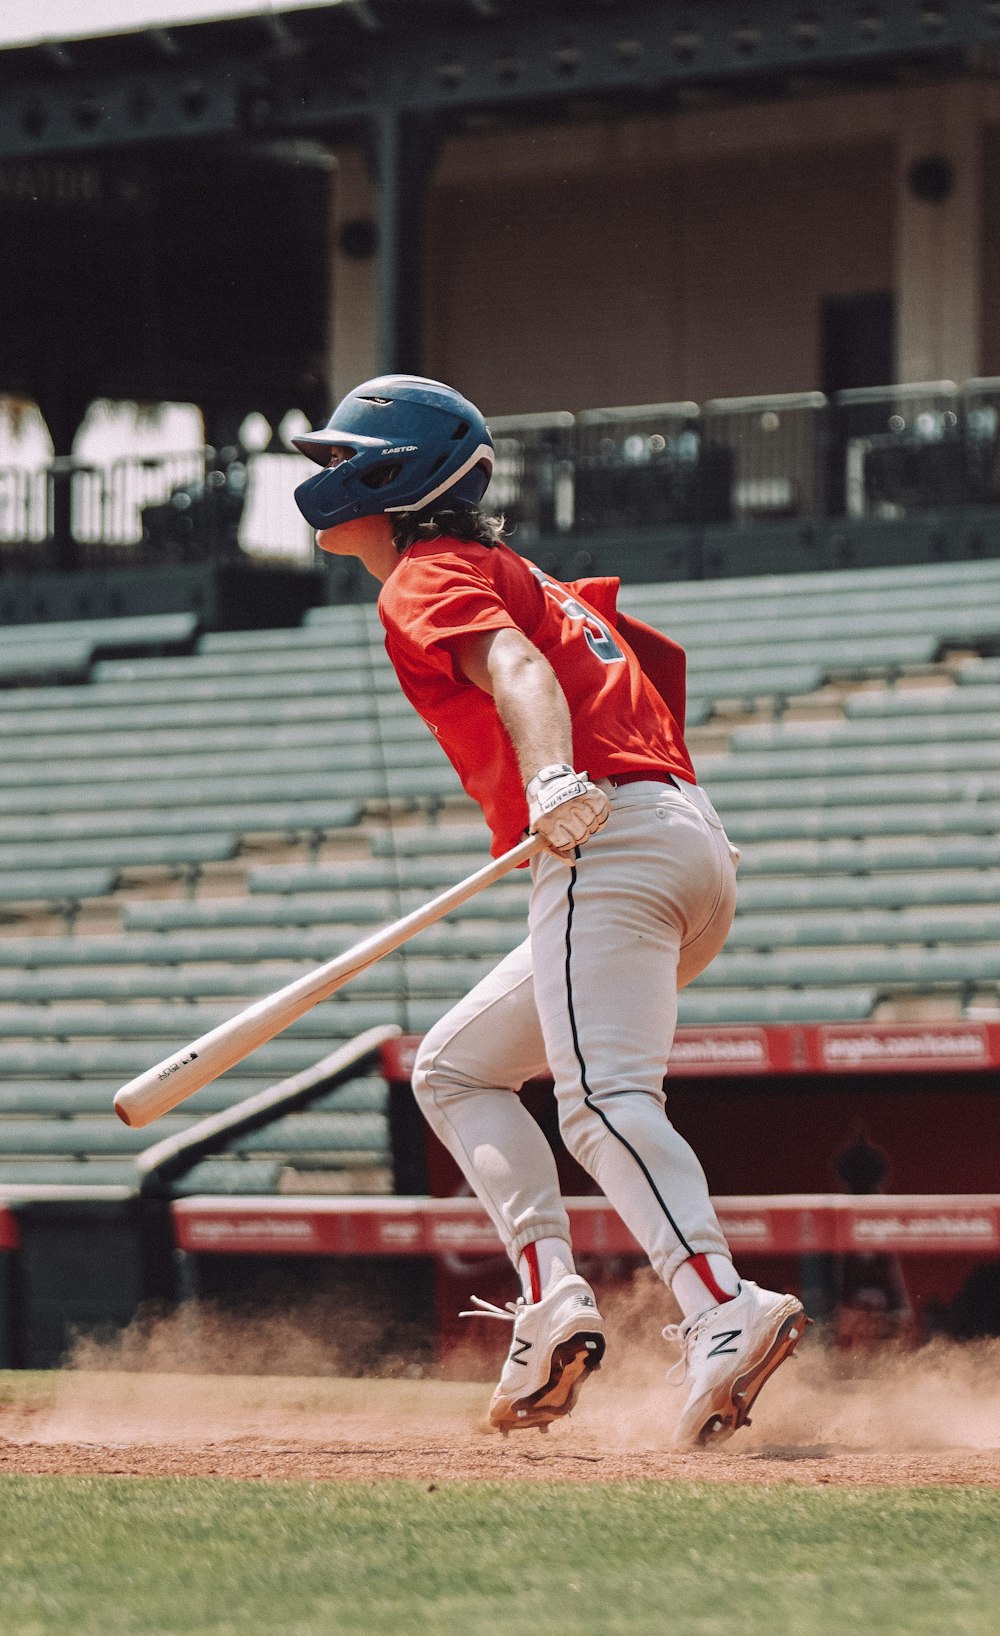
[390,506,506,553]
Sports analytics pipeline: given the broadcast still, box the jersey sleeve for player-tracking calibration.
[382,552,518,681]
[567,577,621,625]
[614,611,688,734]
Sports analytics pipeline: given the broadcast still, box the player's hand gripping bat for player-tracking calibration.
[114,833,543,1128]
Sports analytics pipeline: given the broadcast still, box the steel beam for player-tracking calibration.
[0,2,996,160]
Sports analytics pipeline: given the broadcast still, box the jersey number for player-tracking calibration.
[531,568,625,666]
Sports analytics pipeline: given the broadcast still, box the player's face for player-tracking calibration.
[313,445,395,559]
[316,514,394,556]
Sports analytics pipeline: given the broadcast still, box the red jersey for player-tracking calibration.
[378,538,696,854]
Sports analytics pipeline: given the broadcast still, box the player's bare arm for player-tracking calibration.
[454,627,610,858]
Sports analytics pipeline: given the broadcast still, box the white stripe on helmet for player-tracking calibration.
[384,443,495,514]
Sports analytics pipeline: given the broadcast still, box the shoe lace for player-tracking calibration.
[661,1308,715,1386]
[459,1295,523,1323]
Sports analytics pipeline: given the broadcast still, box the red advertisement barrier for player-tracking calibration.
[0,1208,19,1251]
[171,1193,1000,1260]
[381,1021,1000,1083]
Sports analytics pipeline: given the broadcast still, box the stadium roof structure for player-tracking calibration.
[2,0,998,381]
[0,1,997,163]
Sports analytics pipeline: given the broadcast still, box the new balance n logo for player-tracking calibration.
[707,1328,742,1358]
[510,1337,532,1368]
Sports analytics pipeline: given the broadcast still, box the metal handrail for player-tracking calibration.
[135,1023,401,1195]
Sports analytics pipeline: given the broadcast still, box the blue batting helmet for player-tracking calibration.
[293,374,494,531]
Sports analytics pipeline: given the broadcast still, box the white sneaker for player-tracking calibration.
[665,1280,809,1450]
[462,1273,606,1434]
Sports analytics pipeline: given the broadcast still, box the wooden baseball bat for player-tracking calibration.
[114,832,543,1129]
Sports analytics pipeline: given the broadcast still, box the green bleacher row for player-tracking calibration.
[3,718,1000,796]
[0,1111,388,1160]
[0,613,197,685]
[0,558,997,1193]
[92,629,980,680]
[300,555,1000,622]
[0,1160,288,1194]
[0,742,996,825]
[0,937,989,1018]
[120,871,994,929]
[0,670,992,749]
[0,973,877,1189]
[0,697,997,779]
[0,1073,387,1117]
[0,802,359,846]
[0,899,993,973]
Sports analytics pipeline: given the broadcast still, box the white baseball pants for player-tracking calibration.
[411,777,739,1287]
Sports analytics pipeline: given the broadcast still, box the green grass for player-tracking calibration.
[0,1477,998,1636]
[0,1369,54,1407]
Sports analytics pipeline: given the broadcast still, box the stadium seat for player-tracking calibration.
[0,1039,332,1077]
[121,886,530,932]
[846,684,1000,719]
[0,1116,195,1157]
[0,1161,146,1188]
[368,826,500,857]
[691,634,936,673]
[702,946,1000,987]
[711,770,1000,814]
[0,834,237,872]
[0,1079,268,1116]
[0,1158,287,1194]
[0,640,94,685]
[730,712,1000,751]
[956,657,1000,685]
[0,692,413,736]
[725,802,1000,842]
[0,959,496,1004]
[742,865,1000,913]
[699,739,1000,782]
[617,556,1000,610]
[0,770,437,815]
[245,858,527,894]
[169,1159,286,1195]
[95,645,389,681]
[1,612,198,650]
[0,739,450,792]
[726,906,1000,948]
[725,835,1000,875]
[0,995,461,1038]
[677,987,875,1023]
[0,718,425,769]
[0,868,115,904]
[0,800,361,844]
[232,1113,388,1155]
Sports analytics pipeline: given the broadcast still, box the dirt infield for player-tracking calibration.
[2,1332,999,1488]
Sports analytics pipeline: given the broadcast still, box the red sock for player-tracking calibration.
[688,1254,737,1305]
[521,1242,542,1303]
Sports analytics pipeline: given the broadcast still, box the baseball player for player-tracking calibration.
[293,375,807,1448]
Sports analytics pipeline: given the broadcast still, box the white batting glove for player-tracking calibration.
[526,763,610,860]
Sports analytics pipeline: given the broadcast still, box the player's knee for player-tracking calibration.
[409,1032,472,1117]
[410,1036,442,1113]
[555,1100,603,1175]
[557,1084,669,1174]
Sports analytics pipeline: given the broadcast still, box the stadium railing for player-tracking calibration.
[5,377,1000,571]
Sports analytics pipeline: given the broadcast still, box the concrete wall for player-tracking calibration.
[317,77,1000,417]
[424,139,894,413]
[980,123,1000,378]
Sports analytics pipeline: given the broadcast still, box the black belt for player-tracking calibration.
[606,771,680,789]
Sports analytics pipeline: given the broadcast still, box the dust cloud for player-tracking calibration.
[15,1276,996,1460]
